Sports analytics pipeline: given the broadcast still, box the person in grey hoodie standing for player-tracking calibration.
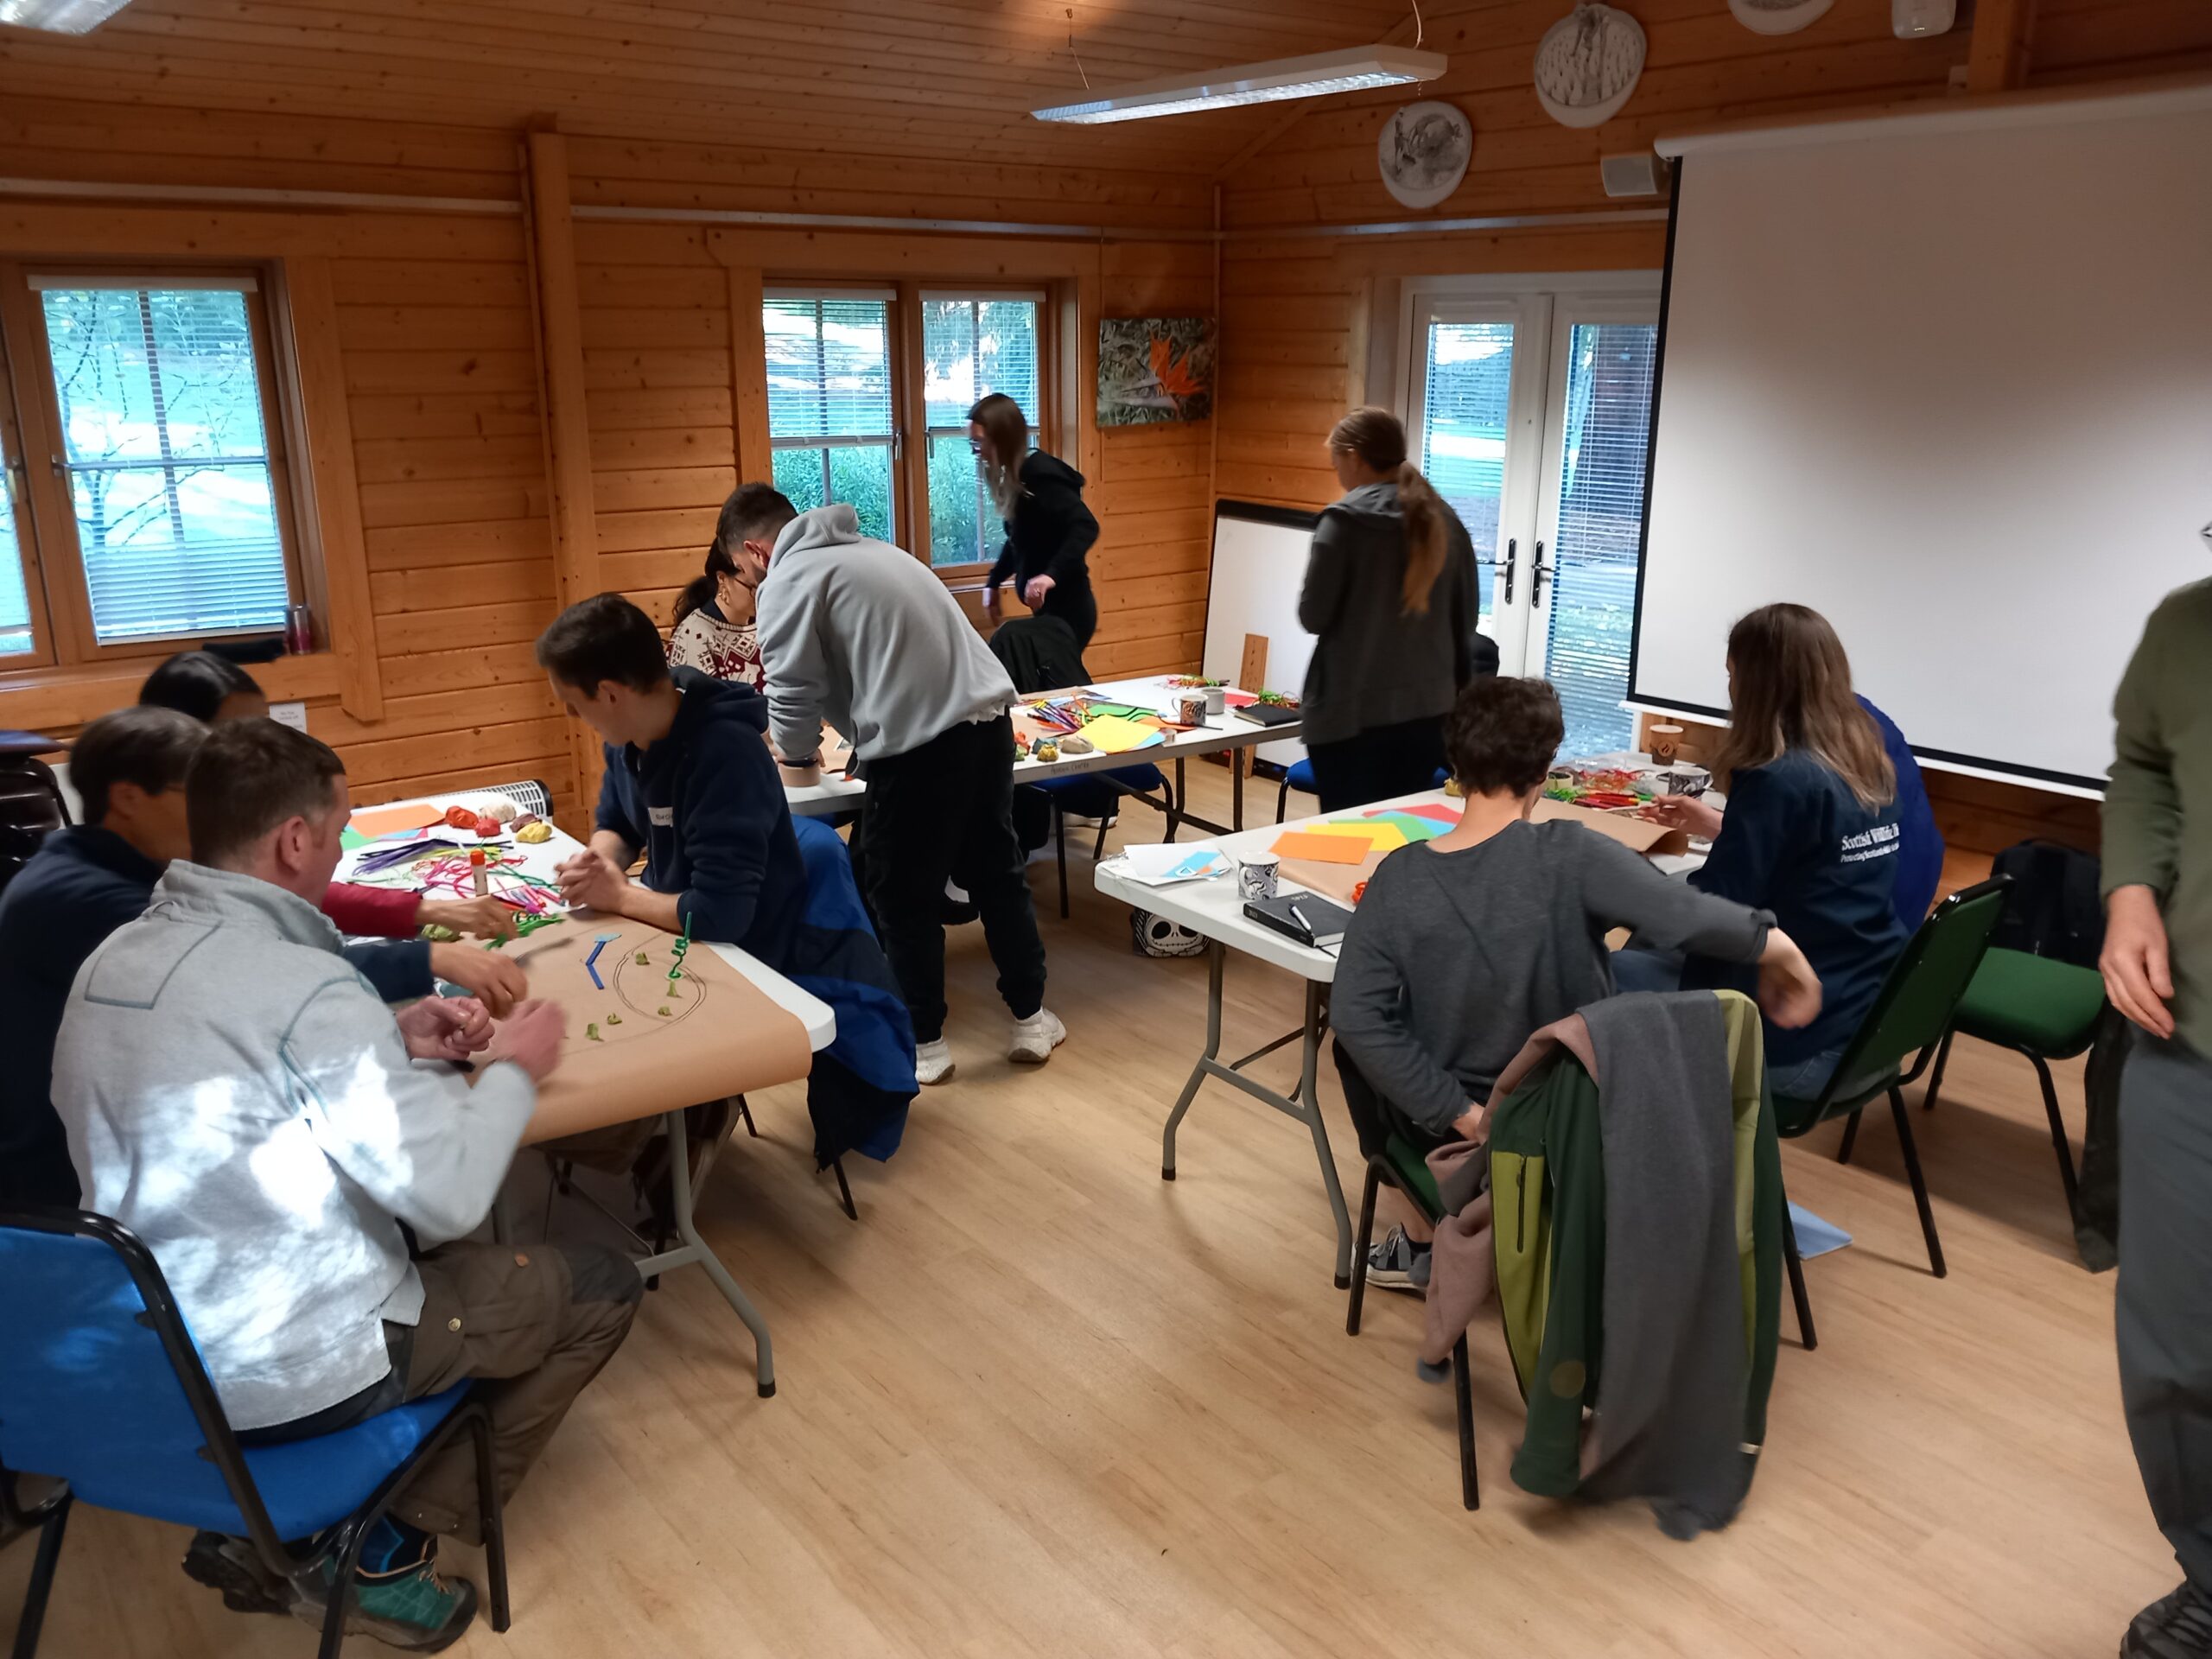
[972,392,1100,651]
[723,482,1061,1086]
[1299,407,1497,813]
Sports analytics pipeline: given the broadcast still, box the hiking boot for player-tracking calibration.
[301,1548,479,1653]
[916,1038,955,1085]
[1008,1007,1066,1065]
[182,1530,293,1615]
[1364,1225,1431,1294]
[2124,1581,2212,1658]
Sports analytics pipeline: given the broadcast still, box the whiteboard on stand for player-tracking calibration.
[1201,501,1319,769]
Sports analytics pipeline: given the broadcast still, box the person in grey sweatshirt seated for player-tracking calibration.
[1330,675,1824,1293]
[717,481,1060,1085]
[51,719,639,1653]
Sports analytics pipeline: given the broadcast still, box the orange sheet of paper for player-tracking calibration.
[351,801,447,836]
[1272,830,1370,866]
[1306,821,1408,853]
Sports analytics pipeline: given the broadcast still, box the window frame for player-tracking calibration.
[763,284,902,546]
[0,259,311,669]
[768,277,1059,581]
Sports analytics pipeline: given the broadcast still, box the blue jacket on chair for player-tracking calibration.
[789,816,916,1166]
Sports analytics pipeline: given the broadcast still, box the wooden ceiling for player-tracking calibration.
[0,0,1423,175]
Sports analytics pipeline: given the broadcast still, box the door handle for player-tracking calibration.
[1501,537,1516,605]
[1531,540,1552,605]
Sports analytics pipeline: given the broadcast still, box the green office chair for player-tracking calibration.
[1905,947,2108,1223]
[1776,876,2012,1343]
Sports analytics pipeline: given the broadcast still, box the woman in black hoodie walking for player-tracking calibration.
[1300,406,1496,812]
[973,392,1100,651]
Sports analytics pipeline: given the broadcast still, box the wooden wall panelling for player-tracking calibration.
[524,130,602,814]
[279,255,385,720]
[1969,0,2038,92]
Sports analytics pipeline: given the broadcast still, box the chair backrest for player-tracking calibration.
[0,755,68,900]
[987,614,1088,696]
[0,1210,281,1550]
[1819,875,2012,1105]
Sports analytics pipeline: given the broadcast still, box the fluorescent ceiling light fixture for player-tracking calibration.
[0,0,134,30]
[1033,45,1448,125]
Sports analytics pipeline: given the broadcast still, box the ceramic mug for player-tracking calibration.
[1238,858,1280,901]
[1204,685,1226,716]
[1178,694,1207,726]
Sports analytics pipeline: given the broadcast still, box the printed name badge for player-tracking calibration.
[648,806,675,827]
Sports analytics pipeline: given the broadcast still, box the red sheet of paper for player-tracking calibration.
[1224,690,1258,708]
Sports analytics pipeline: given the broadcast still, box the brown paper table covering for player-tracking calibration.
[502,918,813,1145]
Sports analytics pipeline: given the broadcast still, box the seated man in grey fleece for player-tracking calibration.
[1331,675,1823,1294]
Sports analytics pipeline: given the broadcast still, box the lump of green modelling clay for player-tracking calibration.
[606,1013,622,1025]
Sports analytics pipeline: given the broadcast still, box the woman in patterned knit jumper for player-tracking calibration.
[666,537,765,689]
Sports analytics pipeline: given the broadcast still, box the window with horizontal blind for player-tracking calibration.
[0,266,308,668]
[763,292,896,544]
[920,294,1041,568]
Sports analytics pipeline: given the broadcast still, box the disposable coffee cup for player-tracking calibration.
[1238,858,1280,901]
[1204,685,1226,716]
[1648,724,1685,766]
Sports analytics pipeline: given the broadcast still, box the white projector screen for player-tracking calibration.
[1634,86,2212,791]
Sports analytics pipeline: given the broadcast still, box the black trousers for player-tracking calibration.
[857,715,1046,1043]
[1039,582,1098,652]
[2118,1037,2212,1592]
[1333,1039,1452,1166]
[1306,715,1446,815]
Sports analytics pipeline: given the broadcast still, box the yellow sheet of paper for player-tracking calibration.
[1306,822,1408,853]
[1272,830,1370,865]
[1079,714,1166,754]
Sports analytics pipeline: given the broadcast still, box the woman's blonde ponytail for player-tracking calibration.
[1327,406,1449,616]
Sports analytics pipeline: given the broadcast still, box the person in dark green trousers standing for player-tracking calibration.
[2104,576,2212,1659]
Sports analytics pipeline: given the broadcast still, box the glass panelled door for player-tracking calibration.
[1533,307,1660,758]
[1408,289,1658,752]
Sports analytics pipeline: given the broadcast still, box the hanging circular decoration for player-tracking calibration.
[1726,0,1834,34]
[1533,1,1647,130]
[1376,100,1473,210]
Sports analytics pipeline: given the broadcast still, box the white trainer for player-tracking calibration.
[1007,1007,1067,1065]
[915,1038,955,1085]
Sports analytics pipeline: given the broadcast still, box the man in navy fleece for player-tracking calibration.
[537,593,804,972]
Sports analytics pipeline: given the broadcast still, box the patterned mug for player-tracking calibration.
[1238,858,1280,901]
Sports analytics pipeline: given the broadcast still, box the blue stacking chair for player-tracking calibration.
[0,1210,510,1659]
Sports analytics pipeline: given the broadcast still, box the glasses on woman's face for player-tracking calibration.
[969,439,984,457]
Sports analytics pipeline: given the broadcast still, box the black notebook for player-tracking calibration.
[1243,892,1355,949]
[1232,702,1300,728]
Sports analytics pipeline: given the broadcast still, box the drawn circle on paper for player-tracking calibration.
[1727,0,1834,33]
[1377,100,1473,210]
[1532,2,1646,130]
[606,944,706,1033]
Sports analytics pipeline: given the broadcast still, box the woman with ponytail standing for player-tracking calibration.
[1298,407,1497,812]
[972,392,1100,652]
[666,529,766,690]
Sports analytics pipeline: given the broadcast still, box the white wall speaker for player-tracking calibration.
[1600,150,1668,197]
[1892,0,1955,37]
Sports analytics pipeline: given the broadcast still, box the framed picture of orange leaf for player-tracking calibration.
[1097,317,1217,426]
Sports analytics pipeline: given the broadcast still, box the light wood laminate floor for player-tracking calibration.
[7,766,2168,1657]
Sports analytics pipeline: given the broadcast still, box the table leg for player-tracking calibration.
[1157,942,1352,1285]
[1233,747,1244,831]
[1168,759,1186,842]
[632,1108,778,1397]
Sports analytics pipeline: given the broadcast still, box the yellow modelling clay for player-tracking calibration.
[516,821,553,843]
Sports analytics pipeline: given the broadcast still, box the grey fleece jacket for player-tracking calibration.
[1297,481,1496,747]
[1332,820,1774,1135]
[53,862,536,1430]
[754,504,1017,765]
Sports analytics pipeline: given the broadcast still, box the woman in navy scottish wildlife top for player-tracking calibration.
[1625,604,1910,1098]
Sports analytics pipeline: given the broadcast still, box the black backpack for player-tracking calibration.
[1987,840,2105,968]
